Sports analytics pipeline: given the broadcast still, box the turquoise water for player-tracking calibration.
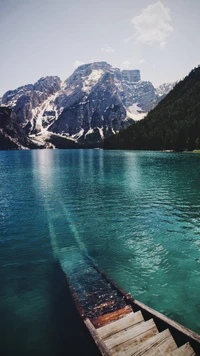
[0,149,200,353]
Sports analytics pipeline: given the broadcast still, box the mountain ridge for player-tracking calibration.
[1,62,174,146]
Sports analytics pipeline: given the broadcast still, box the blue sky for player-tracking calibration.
[0,0,199,95]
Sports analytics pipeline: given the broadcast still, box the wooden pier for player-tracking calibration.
[65,257,200,355]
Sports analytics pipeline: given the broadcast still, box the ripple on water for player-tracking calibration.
[0,149,200,346]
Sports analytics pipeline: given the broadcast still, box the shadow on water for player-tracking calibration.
[50,261,101,356]
[0,262,100,356]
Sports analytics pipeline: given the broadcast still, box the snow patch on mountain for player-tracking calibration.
[98,127,104,139]
[82,69,104,94]
[127,103,146,121]
[72,128,84,140]
[85,128,94,137]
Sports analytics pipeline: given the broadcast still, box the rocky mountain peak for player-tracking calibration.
[1,62,174,145]
[121,70,141,83]
[33,76,61,94]
[74,61,112,73]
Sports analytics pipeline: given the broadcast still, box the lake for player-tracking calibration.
[0,149,200,354]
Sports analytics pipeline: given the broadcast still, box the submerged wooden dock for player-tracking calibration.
[86,306,197,355]
[65,257,200,355]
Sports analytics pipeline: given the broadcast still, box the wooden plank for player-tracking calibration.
[105,319,157,350]
[144,333,177,356]
[125,328,177,356]
[170,342,196,356]
[92,305,133,328]
[95,267,200,344]
[98,311,144,340]
[84,318,112,356]
[110,323,158,356]
[131,299,200,345]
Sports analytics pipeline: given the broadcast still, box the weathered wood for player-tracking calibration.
[95,267,200,346]
[131,299,200,345]
[84,318,112,356]
[65,273,85,317]
[126,329,177,356]
[110,324,158,356]
[65,259,200,355]
[144,335,178,355]
[170,342,196,356]
[105,319,157,350]
[92,305,133,328]
[98,311,144,340]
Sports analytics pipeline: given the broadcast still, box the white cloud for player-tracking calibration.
[139,58,145,63]
[101,45,114,53]
[131,1,173,48]
[122,60,130,69]
[73,60,85,68]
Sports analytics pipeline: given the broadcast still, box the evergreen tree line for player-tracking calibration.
[104,66,200,151]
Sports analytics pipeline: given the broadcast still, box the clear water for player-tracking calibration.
[0,149,200,353]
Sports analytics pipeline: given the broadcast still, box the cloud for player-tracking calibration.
[131,1,173,48]
[139,58,145,63]
[122,60,130,69]
[101,45,114,53]
[73,60,85,68]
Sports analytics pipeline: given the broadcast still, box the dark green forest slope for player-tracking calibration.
[104,66,200,151]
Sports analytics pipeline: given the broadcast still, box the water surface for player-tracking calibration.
[0,149,200,354]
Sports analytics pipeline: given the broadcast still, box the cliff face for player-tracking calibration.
[0,107,43,150]
[2,77,61,134]
[2,62,172,145]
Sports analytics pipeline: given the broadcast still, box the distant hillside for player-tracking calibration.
[104,66,200,151]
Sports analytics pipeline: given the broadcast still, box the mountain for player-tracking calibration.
[156,82,176,97]
[0,107,42,149]
[104,66,200,151]
[2,76,62,133]
[1,62,173,145]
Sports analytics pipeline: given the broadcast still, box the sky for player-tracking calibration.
[0,0,200,96]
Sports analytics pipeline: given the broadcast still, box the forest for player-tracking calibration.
[104,66,200,151]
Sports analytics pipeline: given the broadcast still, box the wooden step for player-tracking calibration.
[92,305,133,328]
[127,328,177,356]
[84,318,112,356]
[98,311,144,339]
[105,318,158,350]
[170,342,196,356]
[110,321,158,355]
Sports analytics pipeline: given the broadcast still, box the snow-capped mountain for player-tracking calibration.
[2,62,173,144]
[2,76,61,133]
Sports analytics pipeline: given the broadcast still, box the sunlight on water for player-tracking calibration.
[0,149,200,355]
[31,149,200,332]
